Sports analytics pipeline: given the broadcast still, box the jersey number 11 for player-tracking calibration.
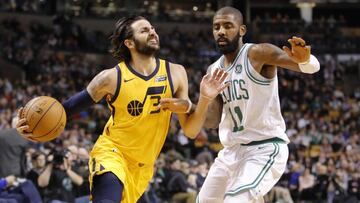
[229,106,244,132]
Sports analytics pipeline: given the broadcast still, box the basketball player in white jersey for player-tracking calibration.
[158,6,320,202]
[191,6,320,203]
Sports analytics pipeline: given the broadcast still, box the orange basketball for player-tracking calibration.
[21,96,66,142]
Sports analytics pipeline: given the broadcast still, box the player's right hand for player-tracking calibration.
[15,107,36,141]
[157,98,191,114]
[200,68,229,101]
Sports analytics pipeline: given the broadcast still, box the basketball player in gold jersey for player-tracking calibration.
[15,16,229,203]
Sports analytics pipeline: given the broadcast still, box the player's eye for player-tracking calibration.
[224,24,233,29]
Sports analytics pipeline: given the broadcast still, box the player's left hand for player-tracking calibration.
[282,36,311,64]
[157,98,190,114]
[15,107,37,142]
[200,68,229,101]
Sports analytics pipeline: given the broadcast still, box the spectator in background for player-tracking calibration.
[0,174,42,203]
[37,149,84,203]
[289,163,302,201]
[0,175,17,202]
[67,146,89,203]
[166,159,197,203]
[26,151,46,198]
[313,164,330,202]
[265,186,294,203]
[195,162,208,189]
[348,172,360,201]
[0,117,27,178]
[298,168,315,202]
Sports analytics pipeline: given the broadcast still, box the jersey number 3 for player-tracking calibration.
[150,95,161,114]
[229,106,244,132]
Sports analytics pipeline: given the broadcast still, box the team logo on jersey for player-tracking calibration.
[126,86,165,116]
[127,100,144,116]
[235,64,243,74]
[155,75,167,82]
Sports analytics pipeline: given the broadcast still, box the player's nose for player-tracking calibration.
[149,28,157,36]
[217,26,226,36]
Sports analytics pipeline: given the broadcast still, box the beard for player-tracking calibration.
[134,37,160,56]
[216,33,241,54]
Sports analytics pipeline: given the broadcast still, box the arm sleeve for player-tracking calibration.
[62,89,96,118]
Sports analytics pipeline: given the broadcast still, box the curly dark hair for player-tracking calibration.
[109,16,145,62]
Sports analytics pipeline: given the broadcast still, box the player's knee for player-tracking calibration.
[197,191,223,203]
[224,189,264,203]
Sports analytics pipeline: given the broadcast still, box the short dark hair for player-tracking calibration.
[31,151,44,161]
[109,16,145,62]
[215,6,244,25]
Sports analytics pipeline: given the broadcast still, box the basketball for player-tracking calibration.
[21,96,66,142]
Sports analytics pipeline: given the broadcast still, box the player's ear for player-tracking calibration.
[239,25,247,37]
[124,39,134,49]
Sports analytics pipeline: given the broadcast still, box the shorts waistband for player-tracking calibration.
[241,137,286,146]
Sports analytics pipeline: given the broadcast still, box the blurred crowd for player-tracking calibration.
[0,10,360,203]
[251,13,359,54]
[0,0,215,22]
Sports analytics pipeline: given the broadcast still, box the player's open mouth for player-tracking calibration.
[148,39,158,43]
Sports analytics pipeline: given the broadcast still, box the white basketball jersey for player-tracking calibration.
[210,43,289,147]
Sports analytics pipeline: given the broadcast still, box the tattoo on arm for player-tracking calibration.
[87,70,111,102]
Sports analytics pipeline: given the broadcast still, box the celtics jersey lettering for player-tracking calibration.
[210,44,289,147]
[100,58,173,165]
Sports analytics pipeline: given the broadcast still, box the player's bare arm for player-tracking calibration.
[86,68,118,102]
[203,65,224,129]
[248,36,320,78]
[203,95,223,129]
[163,63,228,138]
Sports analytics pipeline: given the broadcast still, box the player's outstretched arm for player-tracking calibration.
[248,36,320,74]
[161,63,228,139]
[15,67,117,141]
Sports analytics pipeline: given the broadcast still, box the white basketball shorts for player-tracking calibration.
[197,139,288,203]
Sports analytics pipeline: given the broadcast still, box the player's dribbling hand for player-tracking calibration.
[200,68,229,101]
[15,107,36,142]
[282,36,311,64]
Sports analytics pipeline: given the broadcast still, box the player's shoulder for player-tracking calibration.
[247,43,273,55]
[94,66,119,85]
[167,61,186,76]
[104,65,121,75]
[99,66,118,74]
[168,61,185,70]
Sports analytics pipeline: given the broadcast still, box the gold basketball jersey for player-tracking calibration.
[100,58,173,166]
